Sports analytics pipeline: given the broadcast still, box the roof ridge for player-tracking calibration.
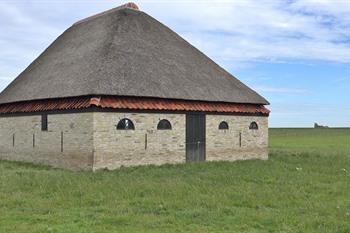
[74,2,139,26]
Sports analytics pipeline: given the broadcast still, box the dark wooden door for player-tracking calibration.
[186,113,206,162]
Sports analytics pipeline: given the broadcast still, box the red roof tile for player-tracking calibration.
[0,96,270,115]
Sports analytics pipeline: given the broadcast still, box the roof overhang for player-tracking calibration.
[0,96,270,116]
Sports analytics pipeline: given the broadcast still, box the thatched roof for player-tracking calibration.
[0,4,269,105]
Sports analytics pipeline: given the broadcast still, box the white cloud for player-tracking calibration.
[140,0,350,64]
[0,1,64,91]
[0,0,349,127]
[1,0,350,78]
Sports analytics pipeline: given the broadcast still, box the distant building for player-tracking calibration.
[314,123,329,128]
[0,3,269,170]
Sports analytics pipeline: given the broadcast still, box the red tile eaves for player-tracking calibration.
[0,96,270,115]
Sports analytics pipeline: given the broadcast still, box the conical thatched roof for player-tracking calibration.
[0,3,268,105]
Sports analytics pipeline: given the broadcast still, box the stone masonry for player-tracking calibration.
[206,115,268,162]
[0,111,268,170]
[92,112,186,170]
[0,113,93,170]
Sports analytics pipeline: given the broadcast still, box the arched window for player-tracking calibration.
[157,119,172,130]
[249,122,258,130]
[116,118,135,130]
[218,121,229,130]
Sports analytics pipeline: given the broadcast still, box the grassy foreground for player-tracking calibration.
[0,128,350,232]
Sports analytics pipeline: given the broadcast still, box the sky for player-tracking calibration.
[0,0,349,127]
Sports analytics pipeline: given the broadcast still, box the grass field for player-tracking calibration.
[0,128,350,232]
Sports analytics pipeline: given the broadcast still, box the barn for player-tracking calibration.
[0,3,269,170]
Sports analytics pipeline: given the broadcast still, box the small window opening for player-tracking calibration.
[41,114,48,131]
[218,121,229,130]
[157,119,172,130]
[249,122,258,130]
[116,118,135,130]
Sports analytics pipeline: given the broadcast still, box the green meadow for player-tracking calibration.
[0,128,349,232]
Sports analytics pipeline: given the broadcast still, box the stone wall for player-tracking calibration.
[0,113,94,170]
[0,111,268,170]
[92,112,268,170]
[206,115,268,161]
[92,112,186,170]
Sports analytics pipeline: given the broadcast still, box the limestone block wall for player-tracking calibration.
[0,111,268,170]
[0,113,94,170]
[92,112,268,170]
[206,115,268,161]
[92,112,186,170]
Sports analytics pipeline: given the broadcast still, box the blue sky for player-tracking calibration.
[0,0,349,127]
